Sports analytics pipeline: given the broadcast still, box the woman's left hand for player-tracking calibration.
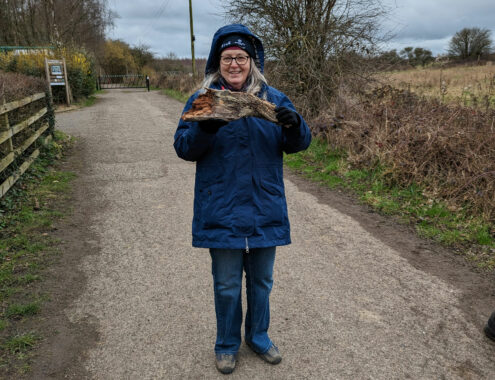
[275,106,300,129]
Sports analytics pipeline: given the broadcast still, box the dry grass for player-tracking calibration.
[312,85,495,223]
[150,72,201,96]
[379,63,495,109]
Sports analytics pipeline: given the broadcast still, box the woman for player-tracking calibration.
[174,24,311,374]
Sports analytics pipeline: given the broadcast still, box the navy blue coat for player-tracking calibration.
[174,24,311,249]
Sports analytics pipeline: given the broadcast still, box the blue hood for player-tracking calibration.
[205,24,265,75]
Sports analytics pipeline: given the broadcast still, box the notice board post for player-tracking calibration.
[45,58,71,106]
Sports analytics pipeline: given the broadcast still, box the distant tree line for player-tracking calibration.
[376,46,434,67]
[100,41,210,75]
[378,27,493,67]
[0,0,114,55]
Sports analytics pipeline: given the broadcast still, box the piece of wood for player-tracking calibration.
[181,88,278,124]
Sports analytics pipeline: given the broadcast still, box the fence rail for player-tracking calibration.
[0,91,53,198]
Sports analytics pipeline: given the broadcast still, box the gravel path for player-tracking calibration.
[45,89,495,379]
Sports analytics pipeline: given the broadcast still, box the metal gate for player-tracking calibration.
[97,74,150,91]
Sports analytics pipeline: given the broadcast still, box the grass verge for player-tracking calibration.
[0,129,75,375]
[55,90,104,112]
[161,88,190,103]
[284,138,495,269]
[81,95,97,107]
[77,90,105,108]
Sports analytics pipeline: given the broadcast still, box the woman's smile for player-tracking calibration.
[220,48,250,90]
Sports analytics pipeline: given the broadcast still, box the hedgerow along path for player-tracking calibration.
[30,89,495,379]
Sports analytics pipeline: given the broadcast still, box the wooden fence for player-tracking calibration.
[0,91,53,198]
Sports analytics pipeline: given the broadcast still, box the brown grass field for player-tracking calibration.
[379,63,495,109]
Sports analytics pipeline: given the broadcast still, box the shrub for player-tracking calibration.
[0,47,96,102]
[151,72,200,96]
[312,85,495,223]
[0,71,46,102]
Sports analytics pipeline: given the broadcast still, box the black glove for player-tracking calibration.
[275,106,300,129]
[198,119,228,134]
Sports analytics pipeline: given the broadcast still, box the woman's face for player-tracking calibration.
[219,48,251,90]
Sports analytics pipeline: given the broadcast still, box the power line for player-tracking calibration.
[140,0,170,41]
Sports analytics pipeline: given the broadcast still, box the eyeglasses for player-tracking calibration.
[220,55,250,65]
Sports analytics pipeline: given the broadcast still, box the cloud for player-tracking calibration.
[108,0,495,58]
[108,0,226,58]
[383,0,495,53]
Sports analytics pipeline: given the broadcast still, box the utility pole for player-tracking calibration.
[189,0,196,79]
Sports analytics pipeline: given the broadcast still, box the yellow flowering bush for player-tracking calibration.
[0,47,96,101]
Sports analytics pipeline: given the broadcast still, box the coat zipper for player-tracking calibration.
[245,237,249,253]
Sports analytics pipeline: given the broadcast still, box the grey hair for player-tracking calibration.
[202,58,268,99]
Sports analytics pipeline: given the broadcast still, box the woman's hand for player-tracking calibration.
[199,119,229,134]
[275,106,300,129]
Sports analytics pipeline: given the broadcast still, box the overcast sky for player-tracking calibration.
[107,0,495,59]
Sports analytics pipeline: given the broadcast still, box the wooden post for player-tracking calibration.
[62,58,71,106]
[1,85,14,155]
[44,57,53,98]
[45,88,55,134]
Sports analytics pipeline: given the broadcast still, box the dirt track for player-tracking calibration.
[29,89,495,379]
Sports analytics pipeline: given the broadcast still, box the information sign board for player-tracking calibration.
[44,58,71,105]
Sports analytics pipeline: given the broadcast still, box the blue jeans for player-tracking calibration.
[210,247,276,355]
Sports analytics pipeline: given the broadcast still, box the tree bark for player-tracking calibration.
[181,88,278,123]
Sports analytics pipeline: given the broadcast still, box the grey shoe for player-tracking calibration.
[247,342,282,365]
[215,353,236,374]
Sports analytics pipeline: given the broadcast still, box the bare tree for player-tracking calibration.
[448,27,493,60]
[222,0,390,116]
[0,0,114,55]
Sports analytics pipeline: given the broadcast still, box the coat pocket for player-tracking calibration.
[258,172,286,228]
[198,171,228,230]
